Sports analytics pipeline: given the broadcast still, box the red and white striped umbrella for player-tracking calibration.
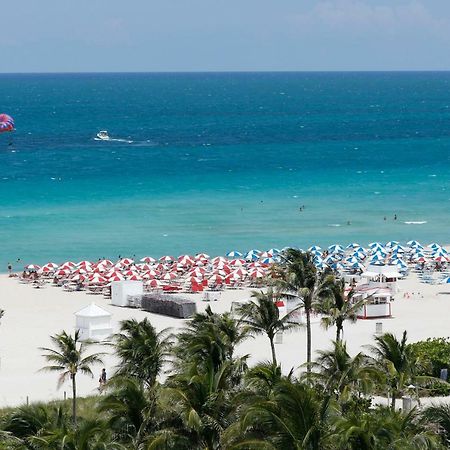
[60,261,76,268]
[123,269,138,277]
[77,261,93,267]
[162,272,177,281]
[160,255,175,262]
[98,259,113,267]
[178,255,195,265]
[71,274,86,282]
[190,276,203,284]
[249,269,266,278]
[73,268,89,275]
[38,266,54,274]
[147,279,163,288]
[44,262,59,269]
[209,274,224,284]
[127,273,142,281]
[212,256,228,265]
[55,268,71,277]
[434,256,449,262]
[154,263,165,271]
[119,258,134,266]
[140,256,156,263]
[108,272,125,282]
[213,269,228,277]
[136,263,153,271]
[231,268,247,278]
[214,262,231,273]
[230,259,246,266]
[195,253,210,260]
[25,264,40,270]
[89,274,107,284]
[190,267,206,277]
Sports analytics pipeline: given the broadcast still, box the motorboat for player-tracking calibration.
[95,130,110,141]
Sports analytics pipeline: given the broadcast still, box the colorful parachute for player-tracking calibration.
[0,114,14,133]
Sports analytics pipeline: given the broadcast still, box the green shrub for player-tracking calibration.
[409,337,450,378]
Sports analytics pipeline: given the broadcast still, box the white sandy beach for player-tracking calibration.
[0,271,449,407]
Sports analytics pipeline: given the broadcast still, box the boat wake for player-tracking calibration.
[404,221,427,225]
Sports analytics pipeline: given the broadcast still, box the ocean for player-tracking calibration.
[0,72,449,269]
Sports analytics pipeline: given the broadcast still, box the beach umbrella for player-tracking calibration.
[415,256,428,263]
[208,274,224,284]
[346,243,361,249]
[109,272,125,282]
[226,250,242,258]
[43,262,58,269]
[127,273,142,281]
[60,261,76,268]
[55,268,70,277]
[385,241,399,248]
[195,253,210,260]
[328,244,344,254]
[162,272,177,281]
[442,277,450,284]
[140,256,156,263]
[432,249,448,257]
[230,258,246,266]
[212,256,228,265]
[147,279,163,288]
[391,244,405,253]
[24,264,40,271]
[346,256,360,264]
[350,262,365,270]
[159,255,174,262]
[231,268,247,278]
[428,243,441,250]
[434,256,449,262]
[249,268,266,278]
[77,260,93,267]
[178,255,195,266]
[261,257,277,264]
[267,248,280,255]
[310,249,322,257]
[136,263,152,271]
[118,258,134,266]
[309,245,322,252]
[70,273,86,282]
[407,240,421,248]
[190,267,206,277]
[89,274,107,284]
[245,252,260,261]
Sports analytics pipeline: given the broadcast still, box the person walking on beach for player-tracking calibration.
[7,262,12,275]
[98,368,107,392]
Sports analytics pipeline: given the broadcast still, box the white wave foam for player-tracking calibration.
[404,221,427,225]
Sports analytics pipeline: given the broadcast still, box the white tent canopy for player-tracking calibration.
[75,302,113,342]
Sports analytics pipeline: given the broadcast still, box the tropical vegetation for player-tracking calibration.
[1,250,449,449]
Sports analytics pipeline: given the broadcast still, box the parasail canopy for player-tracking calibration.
[0,114,14,133]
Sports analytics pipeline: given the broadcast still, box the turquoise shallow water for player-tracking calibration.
[0,72,448,268]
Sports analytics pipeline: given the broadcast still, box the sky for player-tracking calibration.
[1,0,450,72]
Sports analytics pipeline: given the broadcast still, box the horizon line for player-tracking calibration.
[1,69,450,75]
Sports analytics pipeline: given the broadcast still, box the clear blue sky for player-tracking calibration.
[2,0,450,72]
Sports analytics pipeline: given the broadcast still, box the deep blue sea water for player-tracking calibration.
[0,72,449,268]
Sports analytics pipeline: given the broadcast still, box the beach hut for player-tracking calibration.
[75,303,113,342]
[355,289,392,319]
[111,280,143,307]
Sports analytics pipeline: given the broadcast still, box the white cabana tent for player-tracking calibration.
[75,302,113,342]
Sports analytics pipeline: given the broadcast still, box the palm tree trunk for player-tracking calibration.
[391,390,396,410]
[306,307,311,376]
[270,336,277,366]
[336,320,343,342]
[71,373,77,426]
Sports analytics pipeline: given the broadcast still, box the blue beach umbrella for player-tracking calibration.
[386,241,399,248]
[346,243,361,249]
[346,256,360,264]
[428,243,441,250]
[369,242,383,248]
[443,277,450,284]
[309,245,322,252]
[328,244,344,254]
[350,262,365,270]
[391,244,405,253]
[226,250,242,258]
[267,248,280,255]
[407,240,421,248]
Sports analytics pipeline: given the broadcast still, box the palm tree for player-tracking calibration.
[113,318,172,388]
[319,278,365,342]
[309,340,380,402]
[236,289,301,366]
[233,379,331,450]
[422,404,450,447]
[40,330,104,426]
[368,330,418,410]
[277,249,333,374]
[174,306,248,372]
[329,406,442,450]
